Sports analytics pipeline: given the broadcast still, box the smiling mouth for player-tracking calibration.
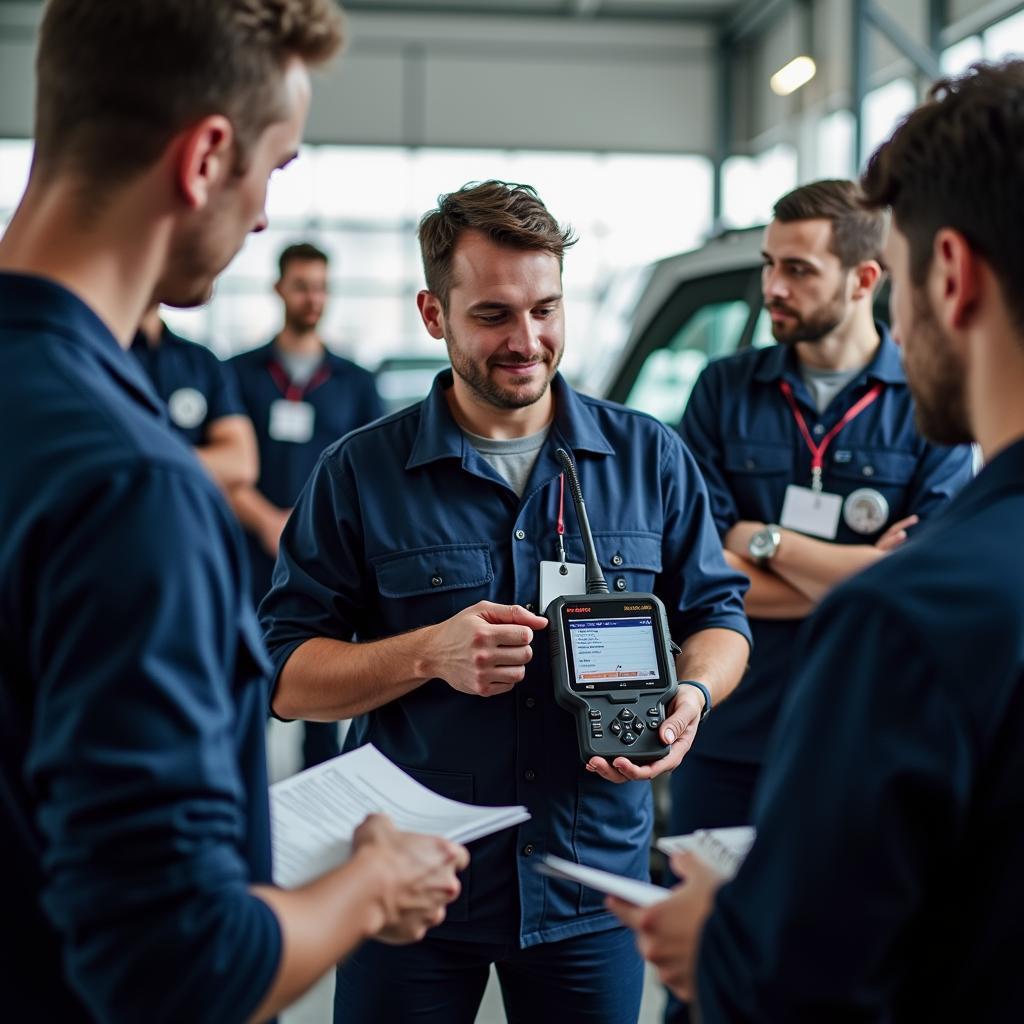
[493,361,542,374]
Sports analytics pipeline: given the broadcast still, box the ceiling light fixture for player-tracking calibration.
[770,55,817,96]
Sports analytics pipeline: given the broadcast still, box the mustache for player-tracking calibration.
[766,301,800,318]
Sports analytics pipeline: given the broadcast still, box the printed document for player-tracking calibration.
[656,826,756,880]
[270,744,530,888]
[533,826,757,907]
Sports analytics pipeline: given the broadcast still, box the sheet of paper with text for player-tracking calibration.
[270,743,530,888]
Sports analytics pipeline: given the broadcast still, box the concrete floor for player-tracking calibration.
[267,719,667,1024]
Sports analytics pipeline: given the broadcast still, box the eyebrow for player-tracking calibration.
[761,252,818,269]
[467,294,563,313]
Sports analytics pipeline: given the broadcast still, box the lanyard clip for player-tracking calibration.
[811,466,824,493]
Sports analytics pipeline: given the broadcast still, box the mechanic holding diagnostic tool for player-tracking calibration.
[260,180,751,1024]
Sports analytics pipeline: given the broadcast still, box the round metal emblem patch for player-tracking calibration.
[843,487,890,535]
[168,387,207,430]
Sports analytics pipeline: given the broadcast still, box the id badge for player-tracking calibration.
[539,560,586,614]
[268,399,315,443]
[780,484,842,540]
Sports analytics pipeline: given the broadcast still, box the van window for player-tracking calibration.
[750,307,775,348]
[625,300,750,422]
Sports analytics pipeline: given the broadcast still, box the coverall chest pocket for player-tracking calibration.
[373,543,495,631]
[723,442,792,517]
[593,532,663,595]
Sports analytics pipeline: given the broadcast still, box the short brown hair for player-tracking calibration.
[34,0,344,185]
[862,60,1024,333]
[418,180,577,309]
[773,179,886,268]
[279,241,329,278]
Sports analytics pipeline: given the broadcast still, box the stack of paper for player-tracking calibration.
[270,744,530,888]
[656,826,756,880]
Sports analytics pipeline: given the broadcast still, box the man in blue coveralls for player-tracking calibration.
[0,3,467,1021]
[132,304,259,491]
[260,180,753,1023]
[610,60,1024,1023]
[664,179,973,1020]
[231,242,383,767]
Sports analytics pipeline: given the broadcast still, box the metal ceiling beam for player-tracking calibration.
[722,0,794,45]
[865,1,942,79]
[711,32,733,232]
[853,0,944,168]
[853,0,870,169]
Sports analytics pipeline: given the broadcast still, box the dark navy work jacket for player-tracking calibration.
[130,323,244,446]
[261,370,751,948]
[699,437,1024,1023]
[230,340,383,602]
[679,329,973,764]
[0,274,280,1022]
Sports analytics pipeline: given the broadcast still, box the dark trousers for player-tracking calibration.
[301,720,340,769]
[663,753,761,1024]
[333,927,644,1024]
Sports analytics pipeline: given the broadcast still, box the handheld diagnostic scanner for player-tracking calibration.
[548,449,679,766]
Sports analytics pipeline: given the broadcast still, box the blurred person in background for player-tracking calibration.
[230,241,383,767]
[131,303,258,491]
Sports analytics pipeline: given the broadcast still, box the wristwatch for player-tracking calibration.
[748,523,783,564]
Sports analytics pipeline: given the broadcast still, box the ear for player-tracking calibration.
[274,279,286,302]
[417,290,447,341]
[930,228,980,332]
[175,115,234,210]
[850,259,882,301]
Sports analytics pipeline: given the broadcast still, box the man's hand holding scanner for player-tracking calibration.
[606,850,723,1001]
[422,601,548,698]
[586,685,705,783]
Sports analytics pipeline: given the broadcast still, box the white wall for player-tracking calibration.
[0,3,718,155]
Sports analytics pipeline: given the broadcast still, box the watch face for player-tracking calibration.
[843,488,890,535]
[749,529,776,559]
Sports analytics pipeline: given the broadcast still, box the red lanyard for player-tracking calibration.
[779,380,884,492]
[267,358,331,402]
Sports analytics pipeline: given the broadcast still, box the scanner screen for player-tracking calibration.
[568,616,661,691]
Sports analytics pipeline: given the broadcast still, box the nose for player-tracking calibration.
[252,209,269,234]
[506,314,543,358]
[763,266,788,301]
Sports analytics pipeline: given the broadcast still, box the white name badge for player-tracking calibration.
[539,560,587,615]
[779,484,843,540]
[268,399,315,444]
